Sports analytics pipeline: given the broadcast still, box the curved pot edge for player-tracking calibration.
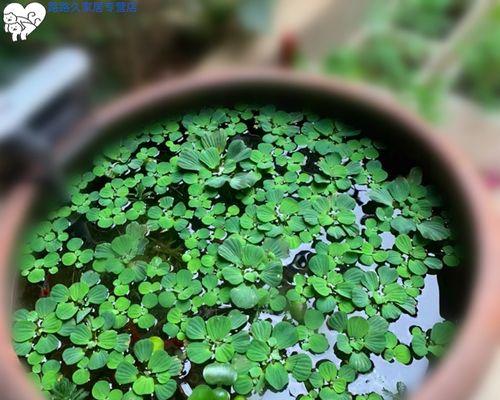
[1,69,498,400]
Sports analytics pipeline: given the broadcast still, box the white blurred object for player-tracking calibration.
[0,48,90,142]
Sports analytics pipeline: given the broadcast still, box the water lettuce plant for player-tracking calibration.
[13,105,459,399]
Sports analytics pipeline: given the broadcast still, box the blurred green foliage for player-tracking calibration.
[324,32,429,91]
[0,0,274,98]
[459,4,500,109]
[395,0,469,38]
[315,0,500,119]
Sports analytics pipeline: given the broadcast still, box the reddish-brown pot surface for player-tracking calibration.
[0,70,499,400]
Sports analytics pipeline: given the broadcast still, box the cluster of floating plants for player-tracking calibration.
[13,105,459,400]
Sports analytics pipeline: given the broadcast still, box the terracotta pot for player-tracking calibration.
[0,70,498,400]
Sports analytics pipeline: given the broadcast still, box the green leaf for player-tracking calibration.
[309,333,330,354]
[35,298,57,317]
[408,260,427,276]
[215,342,235,362]
[369,188,393,206]
[286,353,312,381]
[315,119,334,135]
[425,257,443,270]
[41,314,63,334]
[417,219,450,241]
[226,140,251,162]
[228,310,248,330]
[178,150,201,171]
[202,130,227,152]
[188,385,217,400]
[115,361,138,385]
[187,342,212,364]
[88,351,109,370]
[70,325,92,345]
[51,284,70,302]
[378,266,398,285]
[72,368,90,385]
[411,329,428,357]
[203,363,238,386]
[218,237,242,264]
[256,204,275,223]
[347,317,369,339]
[308,254,332,276]
[155,381,177,400]
[304,309,324,330]
[207,316,232,341]
[206,176,229,188]
[367,315,389,334]
[56,302,78,320]
[394,344,411,364]
[199,148,220,170]
[13,321,36,342]
[391,216,416,234]
[263,238,289,259]
[395,234,412,254]
[365,332,387,354]
[349,352,372,373]
[265,363,289,390]
[309,277,330,296]
[230,172,260,190]
[260,263,283,287]
[388,177,410,202]
[133,376,155,395]
[147,352,175,376]
[186,317,206,340]
[133,339,153,362]
[251,320,272,342]
[351,287,369,308]
[431,321,455,345]
[234,375,253,395]
[221,267,243,285]
[34,334,60,354]
[92,381,111,399]
[280,198,300,214]
[246,340,270,362]
[98,330,118,350]
[328,312,348,332]
[230,284,259,309]
[273,322,298,349]
[62,253,77,266]
[231,331,251,353]
[28,269,45,283]
[63,347,85,365]
[242,244,265,266]
[88,285,109,304]
[14,341,32,356]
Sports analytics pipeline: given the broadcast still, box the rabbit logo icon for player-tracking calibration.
[3,2,46,42]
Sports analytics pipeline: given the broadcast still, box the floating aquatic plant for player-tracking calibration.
[13,105,459,399]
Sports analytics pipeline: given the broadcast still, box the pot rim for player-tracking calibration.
[1,69,498,400]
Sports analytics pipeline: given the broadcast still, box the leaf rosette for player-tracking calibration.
[328,313,388,373]
[305,361,357,400]
[115,338,182,399]
[176,131,261,192]
[218,236,288,291]
[185,314,250,364]
[238,320,312,392]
